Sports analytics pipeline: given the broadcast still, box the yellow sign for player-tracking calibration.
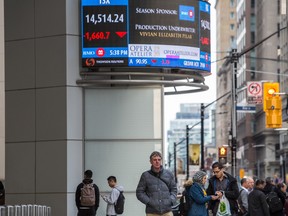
[189,144,200,165]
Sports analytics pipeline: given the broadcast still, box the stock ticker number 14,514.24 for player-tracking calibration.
[85,13,124,25]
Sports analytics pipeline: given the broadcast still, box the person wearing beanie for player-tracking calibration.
[188,171,219,216]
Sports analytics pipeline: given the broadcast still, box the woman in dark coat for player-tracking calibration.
[248,179,270,216]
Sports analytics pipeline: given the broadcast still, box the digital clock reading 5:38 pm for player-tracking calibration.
[85,13,125,24]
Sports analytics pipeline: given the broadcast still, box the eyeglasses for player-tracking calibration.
[213,170,221,174]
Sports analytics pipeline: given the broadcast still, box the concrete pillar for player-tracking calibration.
[4,1,164,215]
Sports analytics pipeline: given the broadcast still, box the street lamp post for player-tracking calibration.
[174,142,177,183]
[200,103,205,170]
[186,125,189,180]
[231,49,238,177]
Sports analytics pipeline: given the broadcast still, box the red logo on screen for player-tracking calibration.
[200,37,210,45]
[96,48,105,57]
[189,10,194,18]
[85,58,96,66]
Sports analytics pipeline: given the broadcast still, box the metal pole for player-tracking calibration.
[200,103,205,170]
[174,142,177,183]
[231,49,238,177]
[186,125,189,180]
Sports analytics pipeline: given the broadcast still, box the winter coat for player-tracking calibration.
[188,182,211,216]
[136,166,177,214]
[75,178,100,211]
[238,187,249,213]
[248,187,270,216]
[206,172,239,215]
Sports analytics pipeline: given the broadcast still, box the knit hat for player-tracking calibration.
[193,171,207,184]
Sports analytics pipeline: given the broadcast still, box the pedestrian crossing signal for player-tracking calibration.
[218,147,228,164]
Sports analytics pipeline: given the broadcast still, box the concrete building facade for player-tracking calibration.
[215,0,237,148]
[4,1,164,215]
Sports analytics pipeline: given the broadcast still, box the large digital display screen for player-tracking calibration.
[81,0,211,72]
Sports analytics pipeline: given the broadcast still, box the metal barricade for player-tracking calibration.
[0,205,51,216]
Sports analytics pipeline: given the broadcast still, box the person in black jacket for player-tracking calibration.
[263,177,275,195]
[248,179,270,216]
[274,182,287,216]
[75,170,100,216]
[0,180,4,205]
[206,162,240,216]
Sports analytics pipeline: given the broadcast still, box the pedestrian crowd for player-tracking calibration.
[74,153,288,216]
[179,162,288,216]
[2,151,288,216]
[75,150,177,216]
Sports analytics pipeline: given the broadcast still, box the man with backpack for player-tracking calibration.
[101,176,124,216]
[75,170,100,216]
[248,179,270,216]
[264,177,285,216]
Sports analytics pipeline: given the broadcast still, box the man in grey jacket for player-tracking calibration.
[238,177,251,215]
[136,151,177,216]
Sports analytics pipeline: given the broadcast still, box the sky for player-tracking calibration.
[164,0,217,136]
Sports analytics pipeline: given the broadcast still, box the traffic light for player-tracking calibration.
[263,82,279,111]
[218,146,228,164]
[263,82,282,128]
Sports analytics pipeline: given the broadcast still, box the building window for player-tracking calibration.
[251,0,255,8]
[230,0,234,7]
[251,32,255,44]
[230,12,234,19]
[230,36,236,48]
[230,24,235,30]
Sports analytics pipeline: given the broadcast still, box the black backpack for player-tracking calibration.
[114,189,125,214]
[266,191,283,213]
[179,186,192,216]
